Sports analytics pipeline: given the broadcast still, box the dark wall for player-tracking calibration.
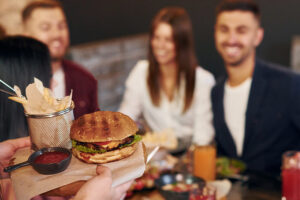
[62,0,300,78]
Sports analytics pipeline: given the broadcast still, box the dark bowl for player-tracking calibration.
[155,173,205,200]
[29,147,72,175]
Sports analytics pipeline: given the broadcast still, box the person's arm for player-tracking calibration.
[119,61,146,120]
[290,74,300,131]
[73,165,133,200]
[192,70,216,145]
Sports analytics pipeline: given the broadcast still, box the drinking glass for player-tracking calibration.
[193,144,216,181]
[282,151,300,200]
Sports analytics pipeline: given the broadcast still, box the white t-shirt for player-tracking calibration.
[224,78,252,156]
[119,60,215,145]
[51,67,66,99]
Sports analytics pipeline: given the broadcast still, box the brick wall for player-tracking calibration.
[68,34,149,111]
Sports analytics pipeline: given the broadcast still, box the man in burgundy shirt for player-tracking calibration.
[22,0,99,119]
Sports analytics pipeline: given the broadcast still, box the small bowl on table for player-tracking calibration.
[4,147,72,175]
[155,173,205,200]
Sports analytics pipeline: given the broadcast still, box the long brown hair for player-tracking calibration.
[148,7,197,113]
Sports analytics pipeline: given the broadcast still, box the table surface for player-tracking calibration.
[127,180,282,200]
[129,148,282,200]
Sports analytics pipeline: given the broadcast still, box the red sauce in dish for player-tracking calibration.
[34,152,69,164]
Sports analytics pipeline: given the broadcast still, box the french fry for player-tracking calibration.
[8,96,27,104]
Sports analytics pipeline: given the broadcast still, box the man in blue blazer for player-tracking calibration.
[212,0,300,176]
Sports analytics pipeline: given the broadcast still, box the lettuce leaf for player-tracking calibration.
[72,134,142,154]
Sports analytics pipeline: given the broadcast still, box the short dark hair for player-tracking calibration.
[216,0,261,22]
[22,0,63,23]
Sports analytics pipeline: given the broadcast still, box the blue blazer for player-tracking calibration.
[211,59,300,176]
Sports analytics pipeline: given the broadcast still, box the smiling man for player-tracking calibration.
[22,0,99,119]
[211,0,300,177]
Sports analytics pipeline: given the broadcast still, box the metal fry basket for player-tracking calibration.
[25,103,74,150]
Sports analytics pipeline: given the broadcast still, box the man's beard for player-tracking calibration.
[51,56,63,62]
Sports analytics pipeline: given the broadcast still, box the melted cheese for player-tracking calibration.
[101,141,120,149]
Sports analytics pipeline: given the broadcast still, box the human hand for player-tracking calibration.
[111,179,134,200]
[0,137,30,166]
[73,165,133,200]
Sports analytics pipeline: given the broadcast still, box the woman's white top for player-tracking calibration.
[119,60,215,145]
[224,78,252,156]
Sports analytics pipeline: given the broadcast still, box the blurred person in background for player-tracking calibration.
[22,0,99,119]
[0,36,52,142]
[212,0,300,177]
[119,7,215,146]
[0,36,132,200]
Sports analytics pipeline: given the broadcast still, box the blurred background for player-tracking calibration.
[1,0,300,110]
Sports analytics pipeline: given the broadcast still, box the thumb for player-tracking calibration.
[96,165,112,177]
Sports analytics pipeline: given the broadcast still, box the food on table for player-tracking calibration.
[143,128,178,150]
[71,111,142,164]
[216,157,246,177]
[162,182,199,192]
[9,77,72,114]
[189,185,216,200]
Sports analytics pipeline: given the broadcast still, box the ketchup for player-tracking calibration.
[34,152,69,164]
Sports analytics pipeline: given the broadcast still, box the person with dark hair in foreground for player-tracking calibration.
[120,7,215,146]
[0,36,52,142]
[212,0,300,177]
[22,0,99,119]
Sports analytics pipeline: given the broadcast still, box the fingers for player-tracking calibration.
[111,180,134,200]
[96,165,112,176]
[116,180,134,192]
[9,137,31,150]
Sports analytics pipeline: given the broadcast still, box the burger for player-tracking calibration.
[70,111,141,164]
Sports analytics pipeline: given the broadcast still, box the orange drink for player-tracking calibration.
[193,144,216,181]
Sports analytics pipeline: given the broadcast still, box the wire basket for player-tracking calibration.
[25,102,74,150]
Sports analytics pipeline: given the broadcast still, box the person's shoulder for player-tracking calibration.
[257,59,298,78]
[195,66,215,85]
[62,59,97,83]
[134,60,149,71]
[129,60,149,76]
[257,59,300,88]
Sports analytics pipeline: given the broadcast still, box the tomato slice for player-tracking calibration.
[93,141,111,146]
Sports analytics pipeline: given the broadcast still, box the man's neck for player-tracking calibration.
[226,56,255,87]
[51,60,63,73]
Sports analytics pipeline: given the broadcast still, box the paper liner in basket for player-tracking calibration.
[9,77,72,114]
[10,142,146,200]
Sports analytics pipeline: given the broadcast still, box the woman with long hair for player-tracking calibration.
[119,7,215,145]
[0,36,52,142]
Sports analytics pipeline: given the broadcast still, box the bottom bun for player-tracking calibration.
[72,143,138,164]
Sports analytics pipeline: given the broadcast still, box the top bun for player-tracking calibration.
[70,111,138,142]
